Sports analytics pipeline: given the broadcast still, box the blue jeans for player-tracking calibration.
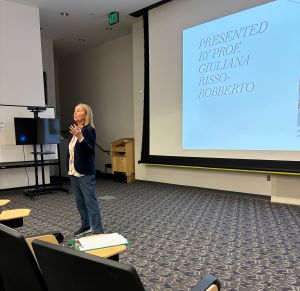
[70,175,103,233]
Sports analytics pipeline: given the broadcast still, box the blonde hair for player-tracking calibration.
[76,103,95,128]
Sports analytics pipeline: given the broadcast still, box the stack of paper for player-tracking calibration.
[76,233,128,251]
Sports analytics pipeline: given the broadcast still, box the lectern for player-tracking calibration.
[111,138,134,183]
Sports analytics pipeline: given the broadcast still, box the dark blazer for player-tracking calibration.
[67,124,96,175]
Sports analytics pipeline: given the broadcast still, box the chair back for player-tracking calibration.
[0,223,47,291]
[32,240,146,291]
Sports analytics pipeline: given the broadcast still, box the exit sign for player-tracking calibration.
[109,12,119,25]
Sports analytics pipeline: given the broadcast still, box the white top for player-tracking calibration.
[68,135,84,177]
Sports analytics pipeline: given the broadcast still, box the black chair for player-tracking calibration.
[0,223,63,291]
[0,224,47,291]
[0,275,5,291]
[33,240,221,291]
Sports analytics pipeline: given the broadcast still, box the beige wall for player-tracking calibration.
[59,34,134,172]
[0,0,50,189]
[271,175,300,205]
[4,0,294,202]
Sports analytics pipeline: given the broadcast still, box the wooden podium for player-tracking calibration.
[111,138,135,183]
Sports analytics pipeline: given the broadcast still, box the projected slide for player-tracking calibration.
[183,0,300,151]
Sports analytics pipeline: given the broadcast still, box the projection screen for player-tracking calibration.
[134,0,300,173]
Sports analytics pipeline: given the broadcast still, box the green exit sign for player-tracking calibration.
[108,12,119,26]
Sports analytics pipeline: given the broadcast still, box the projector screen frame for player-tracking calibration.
[131,0,300,174]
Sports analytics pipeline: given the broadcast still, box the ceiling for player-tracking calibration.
[5,0,161,57]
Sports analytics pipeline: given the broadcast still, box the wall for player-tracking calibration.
[271,175,300,205]
[0,0,50,189]
[132,20,300,205]
[0,0,44,106]
[59,34,134,172]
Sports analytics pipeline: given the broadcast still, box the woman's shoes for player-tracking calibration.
[74,226,92,237]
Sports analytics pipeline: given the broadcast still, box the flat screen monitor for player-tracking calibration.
[14,118,37,145]
[14,117,60,145]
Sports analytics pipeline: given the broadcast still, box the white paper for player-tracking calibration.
[77,233,128,251]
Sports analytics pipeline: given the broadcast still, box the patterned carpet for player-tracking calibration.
[1,177,300,291]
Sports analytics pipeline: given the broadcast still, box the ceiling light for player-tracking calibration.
[60,12,70,16]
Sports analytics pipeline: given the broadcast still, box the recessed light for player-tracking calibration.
[60,12,70,16]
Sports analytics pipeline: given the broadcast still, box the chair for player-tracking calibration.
[0,223,62,291]
[33,240,221,291]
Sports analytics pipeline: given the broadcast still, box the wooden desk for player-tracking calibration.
[0,208,31,220]
[0,208,31,228]
[26,234,59,254]
[0,199,11,207]
[85,244,127,259]
[74,234,127,261]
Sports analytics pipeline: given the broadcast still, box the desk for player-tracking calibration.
[26,234,60,254]
[0,199,10,206]
[85,244,127,260]
[0,208,31,220]
[0,160,61,192]
[0,208,31,228]
[0,158,68,198]
[0,160,59,169]
[72,234,127,261]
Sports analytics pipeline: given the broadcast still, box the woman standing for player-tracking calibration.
[68,103,103,236]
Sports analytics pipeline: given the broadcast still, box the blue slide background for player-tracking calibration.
[182,0,300,151]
